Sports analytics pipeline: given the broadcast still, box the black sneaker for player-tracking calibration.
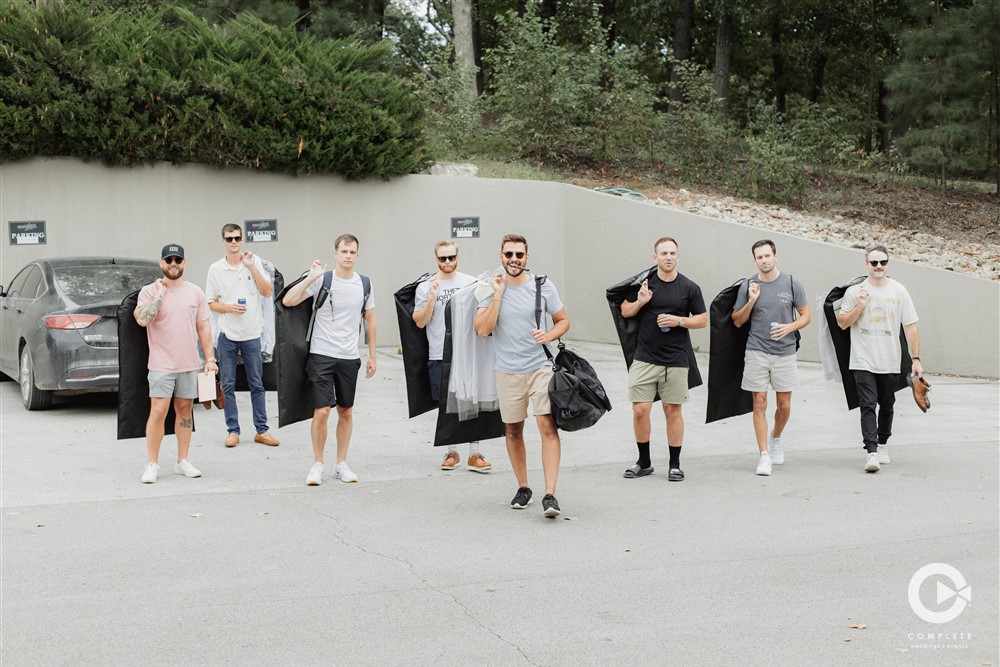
[510,487,532,509]
[542,494,561,518]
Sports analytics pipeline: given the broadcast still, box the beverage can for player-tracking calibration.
[238,298,247,306]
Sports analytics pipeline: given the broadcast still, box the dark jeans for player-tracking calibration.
[218,333,268,435]
[853,370,897,452]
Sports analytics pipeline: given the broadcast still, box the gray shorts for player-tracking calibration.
[148,370,200,399]
[741,349,798,393]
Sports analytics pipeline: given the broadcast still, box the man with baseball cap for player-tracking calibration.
[134,243,217,483]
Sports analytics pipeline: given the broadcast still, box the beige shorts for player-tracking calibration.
[741,349,799,392]
[628,361,689,404]
[495,365,553,423]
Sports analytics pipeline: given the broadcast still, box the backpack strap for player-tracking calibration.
[534,275,555,361]
[305,271,333,342]
[359,273,371,333]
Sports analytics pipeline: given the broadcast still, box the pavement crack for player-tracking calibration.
[284,494,540,666]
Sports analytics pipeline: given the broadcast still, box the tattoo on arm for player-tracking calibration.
[179,417,193,429]
[136,295,163,324]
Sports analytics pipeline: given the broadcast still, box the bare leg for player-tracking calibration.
[335,406,353,463]
[505,421,527,488]
[537,414,561,495]
[632,402,653,442]
[173,398,194,461]
[752,391,769,453]
[664,403,684,446]
[772,392,792,438]
[145,397,171,463]
[311,406,330,463]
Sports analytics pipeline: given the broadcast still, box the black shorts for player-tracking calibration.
[306,354,361,409]
[427,359,443,402]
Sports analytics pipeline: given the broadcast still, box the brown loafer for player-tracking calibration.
[907,374,931,413]
[254,432,280,446]
[224,433,239,448]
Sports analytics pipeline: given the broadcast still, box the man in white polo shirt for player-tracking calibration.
[205,223,279,448]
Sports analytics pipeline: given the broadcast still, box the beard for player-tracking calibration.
[504,262,525,277]
[162,266,184,279]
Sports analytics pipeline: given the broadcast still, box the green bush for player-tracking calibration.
[0,2,431,179]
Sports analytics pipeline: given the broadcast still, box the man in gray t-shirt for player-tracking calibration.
[731,240,810,476]
[475,234,569,518]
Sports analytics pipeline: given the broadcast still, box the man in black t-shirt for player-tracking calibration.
[620,237,707,481]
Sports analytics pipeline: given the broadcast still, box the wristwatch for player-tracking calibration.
[679,317,687,327]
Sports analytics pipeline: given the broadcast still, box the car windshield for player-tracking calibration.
[55,264,162,301]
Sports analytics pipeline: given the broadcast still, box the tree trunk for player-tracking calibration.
[516,0,526,18]
[602,0,617,50]
[294,0,311,32]
[713,10,733,121]
[877,79,890,153]
[473,0,484,95]
[541,0,557,22]
[864,0,879,153]
[452,0,478,103]
[367,0,385,39]
[669,0,695,109]
[809,48,827,103]
[770,12,786,114]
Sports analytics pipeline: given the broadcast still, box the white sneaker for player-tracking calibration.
[865,452,881,473]
[756,452,773,476]
[306,462,324,486]
[174,459,202,478]
[877,445,890,465]
[334,461,358,483]
[768,435,784,465]
[141,462,159,484]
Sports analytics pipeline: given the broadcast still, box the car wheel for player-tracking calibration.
[19,346,53,410]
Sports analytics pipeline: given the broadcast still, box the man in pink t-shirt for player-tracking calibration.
[134,243,217,484]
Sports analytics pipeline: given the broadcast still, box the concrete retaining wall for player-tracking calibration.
[2,157,996,377]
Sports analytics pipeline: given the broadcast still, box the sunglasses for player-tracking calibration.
[868,259,889,267]
[503,251,526,259]
[224,236,242,243]
[436,254,457,262]
[163,256,184,265]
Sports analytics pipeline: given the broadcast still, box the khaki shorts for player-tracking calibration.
[741,349,799,392]
[148,370,199,399]
[495,365,553,423]
[628,361,689,404]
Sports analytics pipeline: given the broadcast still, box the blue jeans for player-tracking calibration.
[218,333,268,435]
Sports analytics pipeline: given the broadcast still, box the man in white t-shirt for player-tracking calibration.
[205,224,279,448]
[281,234,377,486]
[413,240,491,473]
[837,245,923,473]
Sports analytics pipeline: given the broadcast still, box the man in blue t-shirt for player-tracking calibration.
[475,234,569,518]
[731,239,810,476]
[620,237,707,482]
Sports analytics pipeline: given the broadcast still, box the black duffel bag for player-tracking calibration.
[534,276,612,431]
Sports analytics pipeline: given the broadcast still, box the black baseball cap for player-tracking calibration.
[161,243,185,260]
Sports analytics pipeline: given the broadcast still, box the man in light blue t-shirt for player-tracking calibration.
[475,234,570,518]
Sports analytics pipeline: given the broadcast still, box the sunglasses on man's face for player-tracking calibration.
[164,256,184,265]
[503,251,526,259]
[437,254,457,262]
[224,236,242,243]
[868,259,889,267]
